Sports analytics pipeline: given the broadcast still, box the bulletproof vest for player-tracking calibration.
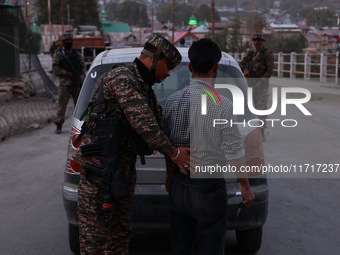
[246,48,268,77]
[74,64,158,163]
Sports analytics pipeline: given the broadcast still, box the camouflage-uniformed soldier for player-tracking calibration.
[52,33,86,134]
[239,33,274,139]
[74,33,194,255]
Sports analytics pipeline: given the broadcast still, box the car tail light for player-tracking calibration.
[66,158,81,174]
[71,131,82,149]
[65,127,82,174]
[244,128,265,176]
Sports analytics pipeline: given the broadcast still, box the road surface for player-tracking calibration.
[0,92,339,254]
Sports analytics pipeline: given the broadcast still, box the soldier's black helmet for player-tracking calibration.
[252,33,265,41]
[62,33,73,41]
[61,33,73,50]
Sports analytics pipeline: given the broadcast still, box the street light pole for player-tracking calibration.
[338,16,340,51]
[67,4,70,27]
[139,5,142,46]
[151,0,154,34]
[212,0,215,41]
[48,0,52,47]
[61,0,64,34]
[24,1,29,29]
[337,16,340,85]
[172,0,175,44]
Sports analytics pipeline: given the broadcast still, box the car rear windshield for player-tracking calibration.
[74,62,251,120]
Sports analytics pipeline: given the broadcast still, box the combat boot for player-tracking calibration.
[55,124,62,134]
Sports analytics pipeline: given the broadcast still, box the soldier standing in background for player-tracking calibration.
[73,33,196,255]
[239,33,274,140]
[52,33,86,134]
[49,40,60,57]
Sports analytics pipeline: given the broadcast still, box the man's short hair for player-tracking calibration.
[188,39,221,73]
[252,33,265,41]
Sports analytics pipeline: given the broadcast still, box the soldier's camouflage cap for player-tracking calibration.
[62,33,73,41]
[252,33,265,41]
[144,33,182,70]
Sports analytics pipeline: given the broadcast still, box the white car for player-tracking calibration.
[63,47,269,254]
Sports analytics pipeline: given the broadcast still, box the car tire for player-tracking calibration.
[235,227,262,253]
[68,223,80,254]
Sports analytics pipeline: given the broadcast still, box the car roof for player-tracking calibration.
[89,47,241,72]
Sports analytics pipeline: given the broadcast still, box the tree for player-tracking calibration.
[71,0,100,27]
[36,0,61,25]
[205,16,243,53]
[266,34,305,53]
[116,1,148,26]
[246,14,266,33]
[229,16,241,52]
[29,31,42,54]
[36,0,100,27]
[105,1,118,22]
[194,4,221,24]
[306,9,337,27]
[157,3,193,27]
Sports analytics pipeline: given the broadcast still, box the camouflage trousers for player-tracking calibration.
[78,156,137,255]
[253,85,269,128]
[55,85,80,125]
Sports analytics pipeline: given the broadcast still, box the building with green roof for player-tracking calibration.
[30,13,40,34]
[99,4,130,34]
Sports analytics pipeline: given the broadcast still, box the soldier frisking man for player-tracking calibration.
[72,33,198,254]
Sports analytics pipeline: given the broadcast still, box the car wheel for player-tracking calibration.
[68,223,80,254]
[235,227,262,253]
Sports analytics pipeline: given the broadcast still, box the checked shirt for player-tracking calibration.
[163,79,245,168]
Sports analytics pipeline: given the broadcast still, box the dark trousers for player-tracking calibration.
[169,172,227,255]
[77,156,137,255]
[56,85,80,125]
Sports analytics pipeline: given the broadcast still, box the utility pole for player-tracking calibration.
[151,0,154,34]
[172,0,175,44]
[48,0,52,46]
[67,4,70,27]
[139,5,142,46]
[24,1,29,29]
[338,16,340,51]
[61,0,64,34]
[211,0,215,41]
[337,16,340,85]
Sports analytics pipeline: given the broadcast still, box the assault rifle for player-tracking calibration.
[244,53,258,87]
[81,118,128,222]
[58,49,82,88]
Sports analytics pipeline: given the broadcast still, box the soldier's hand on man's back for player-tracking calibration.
[170,147,201,175]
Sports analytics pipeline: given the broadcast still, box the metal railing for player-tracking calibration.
[231,52,340,85]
